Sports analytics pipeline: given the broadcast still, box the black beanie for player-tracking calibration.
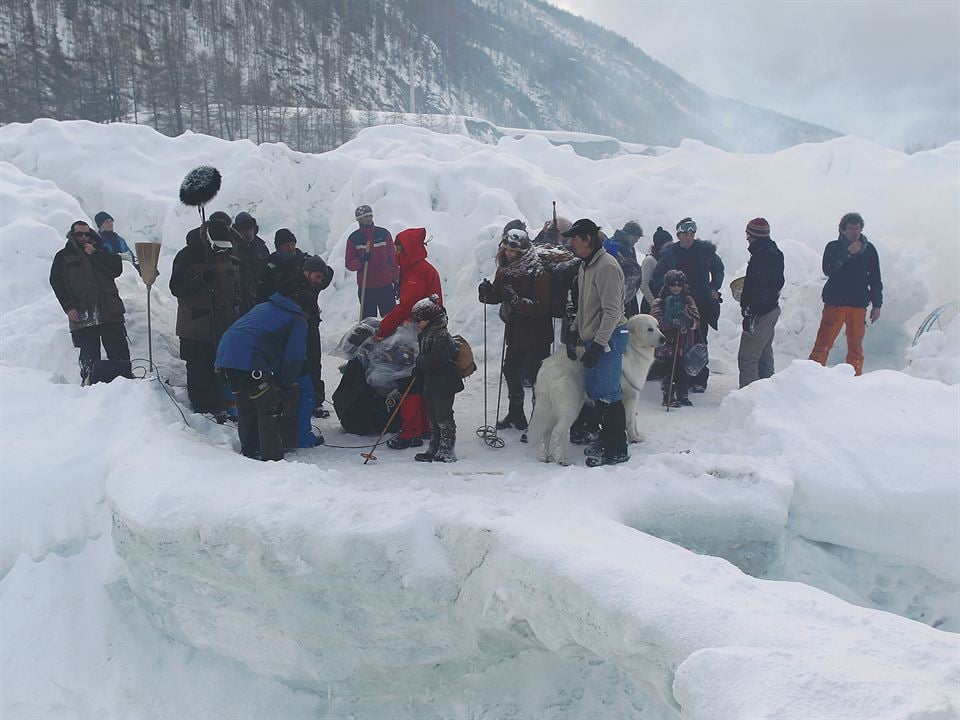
[653,226,672,248]
[274,228,296,248]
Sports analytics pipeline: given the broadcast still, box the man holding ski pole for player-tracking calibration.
[345,205,398,320]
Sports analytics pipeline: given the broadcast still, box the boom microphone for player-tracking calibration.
[179,166,222,207]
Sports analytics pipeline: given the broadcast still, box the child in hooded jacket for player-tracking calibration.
[410,295,463,462]
[651,269,700,407]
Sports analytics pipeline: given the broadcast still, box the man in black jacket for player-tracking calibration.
[231,212,270,316]
[50,221,130,384]
[651,217,725,391]
[808,212,882,376]
[737,218,785,388]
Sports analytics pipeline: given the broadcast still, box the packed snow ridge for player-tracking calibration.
[1,120,958,719]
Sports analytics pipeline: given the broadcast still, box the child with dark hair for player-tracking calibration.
[410,295,463,462]
[651,269,700,407]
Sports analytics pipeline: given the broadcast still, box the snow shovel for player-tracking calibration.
[362,374,417,464]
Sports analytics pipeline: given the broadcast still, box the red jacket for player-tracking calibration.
[376,228,442,338]
[345,225,398,288]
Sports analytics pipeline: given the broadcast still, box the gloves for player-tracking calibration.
[742,315,756,336]
[478,279,493,303]
[581,343,604,369]
[201,268,215,285]
[502,285,519,309]
[670,310,689,329]
[360,251,371,264]
[565,330,580,361]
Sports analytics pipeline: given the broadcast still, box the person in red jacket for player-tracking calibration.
[345,205,399,319]
[372,228,443,450]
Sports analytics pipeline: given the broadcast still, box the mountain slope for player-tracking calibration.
[0,0,837,152]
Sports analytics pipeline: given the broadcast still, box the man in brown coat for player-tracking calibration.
[50,220,130,384]
[478,226,553,432]
[169,216,241,418]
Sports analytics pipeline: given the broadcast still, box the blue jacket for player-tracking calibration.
[821,234,883,309]
[215,293,307,387]
[98,230,133,256]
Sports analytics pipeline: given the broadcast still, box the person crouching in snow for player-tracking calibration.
[215,289,311,461]
[371,227,443,450]
[410,295,463,462]
[651,269,700,408]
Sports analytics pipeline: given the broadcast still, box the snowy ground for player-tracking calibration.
[1,120,958,718]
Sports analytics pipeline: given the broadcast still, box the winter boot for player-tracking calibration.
[387,435,423,450]
[434,428,458,463]
[496,400,527,430]
[586,449,630,467]
[416,430,441,462]
[587,401,628,468]
[569,403,600,445]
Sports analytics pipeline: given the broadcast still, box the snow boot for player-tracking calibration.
[415,430,441,462]
[496,401,527,430]
[569,402,599,444]
[586,401,628,468]
[387,436,423,450]
[433,428,457,463]
[586,449,630,467]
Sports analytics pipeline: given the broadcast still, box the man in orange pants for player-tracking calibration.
[808,212,883,375]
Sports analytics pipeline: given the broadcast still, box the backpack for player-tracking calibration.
[452,335,477,378]
[534,245,581,319]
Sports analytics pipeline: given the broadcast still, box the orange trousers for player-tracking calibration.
[808,305,867,375]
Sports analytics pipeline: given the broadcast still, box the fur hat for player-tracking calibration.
[660,269,690,297]
[274,228,297,248]
[502,218,526,236]
[411,294,444,323]
[501,228,531,251]
[94,211,113,228]
[746,218,770,239]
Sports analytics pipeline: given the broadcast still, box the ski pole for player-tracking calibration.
[666,332,680,412]
[362,374,416,464]
[475,301,503,448]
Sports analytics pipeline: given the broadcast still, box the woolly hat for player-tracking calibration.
[234,212,258,231]
[622,220,643,238]
[94,211,113,228]
[746,217,770,239]
[355,204,373,220]
[208,211,232,226]
[274,228,297,248]
[501,228,531,251]
[302,255,327,273]
[502,218,526,236]
[652,226,672,248]
[411,294,444,323]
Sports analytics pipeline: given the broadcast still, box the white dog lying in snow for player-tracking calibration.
[528,314,663,465]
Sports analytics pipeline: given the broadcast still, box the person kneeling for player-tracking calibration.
[216,290,310,461]
[411,295,463,463]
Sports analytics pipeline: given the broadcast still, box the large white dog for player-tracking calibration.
[528,314,663,465]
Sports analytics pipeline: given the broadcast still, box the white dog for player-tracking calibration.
[528,314,663,465]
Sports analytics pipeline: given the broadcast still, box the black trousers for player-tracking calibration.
[72,323,130,384]
[503,344,549,407]
[661,355,689,401]
[180,339,226,414]
[692,322,709,388]
[305,322,324,405]
[625,296,640,318]
[225,370,299,461]
[358,284,396,319]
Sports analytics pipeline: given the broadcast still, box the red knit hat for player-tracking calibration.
[746,217,770,238]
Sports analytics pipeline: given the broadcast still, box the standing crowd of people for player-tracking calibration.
[50,205,882,466]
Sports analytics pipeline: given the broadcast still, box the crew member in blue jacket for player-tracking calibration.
[94,211,141,275]
[216,291,309,461]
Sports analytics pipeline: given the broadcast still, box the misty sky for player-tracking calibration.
[550,0,959,150]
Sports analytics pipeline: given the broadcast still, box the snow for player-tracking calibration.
[1,119,958,718]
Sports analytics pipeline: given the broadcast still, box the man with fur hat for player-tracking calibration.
[231,211,271,316]
[50,220,131,385]
[169,213,241,420]
[345,205,399,319]
[373,227,443,450]
[478,225,553,433]
[737,218,785,387]
[651,217,725,392]
[563,218,630,467]
[808,212,882,376]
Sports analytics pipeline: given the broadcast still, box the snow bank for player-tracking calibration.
[2,120,959,718]
[907,314,960,385]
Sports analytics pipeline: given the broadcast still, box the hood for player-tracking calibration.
[396,227,427,268]
[269,292,306,317]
